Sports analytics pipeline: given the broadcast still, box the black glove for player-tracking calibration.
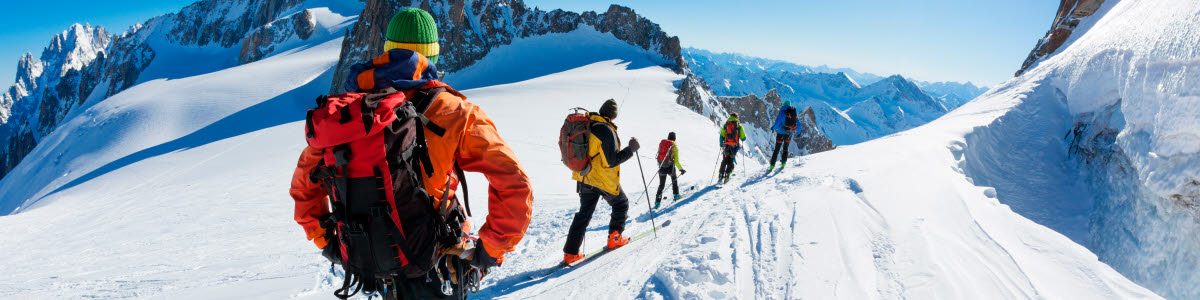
[321,244,342,265]
[680,169,687,176]
[628,137,640,152]
[468,238,500,270]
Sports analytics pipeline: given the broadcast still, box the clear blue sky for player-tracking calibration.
[0,0,1057,88]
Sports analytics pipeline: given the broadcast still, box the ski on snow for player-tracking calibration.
[527,220,672,280]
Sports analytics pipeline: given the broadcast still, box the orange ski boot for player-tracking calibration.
[606,231,630,249]
[563,253,585,265]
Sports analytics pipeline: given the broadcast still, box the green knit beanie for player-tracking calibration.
[385,8,440,64]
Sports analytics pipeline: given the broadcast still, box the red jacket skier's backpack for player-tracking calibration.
[305,87,470,296]
[559,108,593,174]
[782,106,799,132]
[656,139,673,163]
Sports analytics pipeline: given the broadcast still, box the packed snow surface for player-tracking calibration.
[0,6,1168,300]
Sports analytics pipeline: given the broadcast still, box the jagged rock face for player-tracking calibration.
[1016,0,1107,76]
[718,89,781,132]
[166,0,306,48]
[674,73,721,124]
[329,0,681,93]
[796,107,834,155]
[240,9,317,64]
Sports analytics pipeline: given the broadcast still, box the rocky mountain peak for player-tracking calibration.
[1016,0,1107,76]
[41,24,111,79]
[796,106,835,155]
[330,0,682,93]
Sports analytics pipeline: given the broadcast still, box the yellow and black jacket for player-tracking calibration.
[571,114,634,195]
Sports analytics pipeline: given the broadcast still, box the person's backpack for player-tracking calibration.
[782,106,799,132]
[723,120,740,145]
[305,87,470,298]
[656,139,673,163]
[559,108,593,174]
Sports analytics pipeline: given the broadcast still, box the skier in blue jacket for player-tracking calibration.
[769,101,799,171]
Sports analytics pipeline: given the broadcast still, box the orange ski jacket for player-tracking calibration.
[290,52,533,262]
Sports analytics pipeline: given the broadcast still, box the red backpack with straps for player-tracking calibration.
[656,139,673,163]
[723,120,740,146]
[559,108,593,174]
[305,86,471,296]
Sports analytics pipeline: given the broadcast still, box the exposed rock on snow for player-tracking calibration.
[329,1,681,93]
[796,107,835,155]
[239,9,317,64]
[1016,0,1107,76]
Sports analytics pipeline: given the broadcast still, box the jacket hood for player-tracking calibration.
[346,49,439,92]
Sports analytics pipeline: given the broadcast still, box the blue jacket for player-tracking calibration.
[771,105,797,134]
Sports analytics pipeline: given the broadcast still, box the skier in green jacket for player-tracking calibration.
[655,132,686,208]
[718,113,746,185]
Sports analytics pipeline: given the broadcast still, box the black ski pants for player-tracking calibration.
[563,183,629,255]
[655,167,678,201]
[770,133,792,166]
[718,144,739,181]
[719,154,736,180]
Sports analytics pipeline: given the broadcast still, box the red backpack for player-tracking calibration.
[559,108,593,174]
[723,120,740,146]
[656,139,673,163]
[305,87,470,297]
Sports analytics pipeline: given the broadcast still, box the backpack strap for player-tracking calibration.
[454,161,471,217]
[410,87,447,137]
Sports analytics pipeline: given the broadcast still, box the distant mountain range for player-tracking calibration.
[681,47,989,146]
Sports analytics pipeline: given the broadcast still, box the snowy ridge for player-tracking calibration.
[0,0,365,180]
[986,0,1200,298]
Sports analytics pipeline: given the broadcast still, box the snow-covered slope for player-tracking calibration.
[0,0,365,181]
[0,5,1164,298]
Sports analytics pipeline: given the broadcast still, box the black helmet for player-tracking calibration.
[668,132,676,141]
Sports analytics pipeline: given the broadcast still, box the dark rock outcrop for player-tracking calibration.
[1016,0,1106,76]
[239,9,317,64]
[718,89,781,133]
[330,1,681,93]
[796,107,835,155]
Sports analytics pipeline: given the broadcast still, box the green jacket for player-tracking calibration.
[660,140,684,170]
[719,116,746,145]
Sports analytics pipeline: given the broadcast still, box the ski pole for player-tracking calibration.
[710,149,721,184]
[636,150,672,206]
[734,144,744,176]
[634,150,658,237]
